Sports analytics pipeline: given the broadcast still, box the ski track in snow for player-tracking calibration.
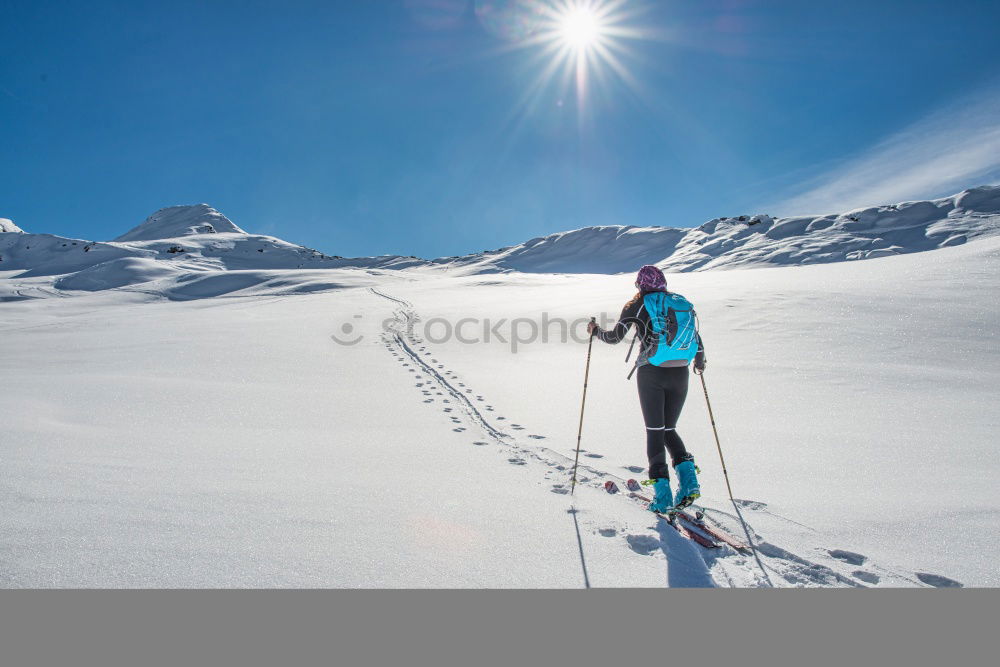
[4,194,993,587]
[372,288,607,478]
[372,288,508,443]
[370,288,948,588]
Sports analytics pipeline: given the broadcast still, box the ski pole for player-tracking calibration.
[696,369,774,586]
[570,317,596,494]
[697,370,737,502]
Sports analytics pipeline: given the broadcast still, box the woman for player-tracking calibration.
[587,265,706,513]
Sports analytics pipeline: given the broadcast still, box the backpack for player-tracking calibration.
[625,292,699,378]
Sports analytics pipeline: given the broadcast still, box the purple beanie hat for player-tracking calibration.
[636,265,666,291]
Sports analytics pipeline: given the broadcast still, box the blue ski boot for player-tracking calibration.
[673,458,701,509]
[646,478,673,513]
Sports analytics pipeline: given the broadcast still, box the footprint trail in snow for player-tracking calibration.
[370,288,958,589]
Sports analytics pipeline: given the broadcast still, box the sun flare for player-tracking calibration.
[487,0,648,118]
[560,7,601,49]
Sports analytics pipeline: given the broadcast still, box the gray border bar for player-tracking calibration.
[2,590,997,667]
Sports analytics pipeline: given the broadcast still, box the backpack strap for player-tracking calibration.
[624,332,637,364]
[624,300,648,366]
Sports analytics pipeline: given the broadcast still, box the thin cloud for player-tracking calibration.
[767,84,1000,216]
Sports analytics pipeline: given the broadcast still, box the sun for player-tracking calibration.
[560,7,602,50]
[482,0,649,119]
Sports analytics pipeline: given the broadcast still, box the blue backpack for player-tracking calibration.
[639,292,699,366]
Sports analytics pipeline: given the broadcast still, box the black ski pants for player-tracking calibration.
[636,364,691,480]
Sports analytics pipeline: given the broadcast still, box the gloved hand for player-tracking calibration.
[587,320,599,336]
[693,352,706,374]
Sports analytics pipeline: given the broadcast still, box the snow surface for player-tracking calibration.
[0,205,421,301]
[1,189,998,587]
[434,185,1000,273]
[0,218,22,234]
[3,187,999,302]
[384,238,1000,587]
[112,204,247,242]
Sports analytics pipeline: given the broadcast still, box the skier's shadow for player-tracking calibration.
[654,520,717,588]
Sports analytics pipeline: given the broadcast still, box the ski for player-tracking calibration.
[674,511,748,551]
[656,510,719,549]
[625,479,749,551]
[605,479,719,549]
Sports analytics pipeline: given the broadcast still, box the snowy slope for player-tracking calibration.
[0,280,700,587]
[2,188,998,587]
[112,204,247,241]
[4,187,999,302]
[0,218,23,233]
[434,185,1000,273]
[1,234,996,587]
[0,205,424,300]
[364,235,1000,587]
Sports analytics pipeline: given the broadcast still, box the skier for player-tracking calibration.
[587,265,706,513]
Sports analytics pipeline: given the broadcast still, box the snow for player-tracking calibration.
[1,188,998,587]
[0,218,23,234]
[0,227,420,301]
[0,280,696,587]
[2,187,998,302]
[434,185,1000,273]
[112,204,248,242]
[374,237,1000,587]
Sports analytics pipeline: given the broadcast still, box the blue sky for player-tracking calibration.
[2,0,999,258]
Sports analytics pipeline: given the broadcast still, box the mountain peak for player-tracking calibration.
[113,204,246,242]
[1,218,24,233]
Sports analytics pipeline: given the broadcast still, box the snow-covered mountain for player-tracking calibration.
[3,189,999,588]
[0,204,421,299]
[112,204,247,242]
[2,186,999,300]
[0,218,23,233]
[436,185,1000,273]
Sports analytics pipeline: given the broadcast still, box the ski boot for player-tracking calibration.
[646,478,673,513]
[673,457,701,509]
